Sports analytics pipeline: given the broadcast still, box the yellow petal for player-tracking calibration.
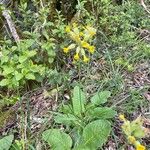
[119,114,126,121]
[63,47,69,53]
[136,144,146,150]
[128,136,136,144]
[74,53,80,60]
[88,46,95,53]
[81,41,90,48]
[65,26,71,33]
[83,55,89,63]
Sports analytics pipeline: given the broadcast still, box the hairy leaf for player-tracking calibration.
[0,135,14,150]
[76,120,111,149]
[72,86,86,116]
[88,107,116,119]
[42,129,72,150]
[91,91,111,105]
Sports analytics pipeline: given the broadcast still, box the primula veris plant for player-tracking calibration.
[119,115,149,150]
[42,86,116,149]
[63,23,96,62]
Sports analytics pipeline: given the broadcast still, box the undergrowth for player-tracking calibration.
[0,0,150,149]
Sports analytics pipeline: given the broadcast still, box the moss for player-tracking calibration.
[0,108,16,132]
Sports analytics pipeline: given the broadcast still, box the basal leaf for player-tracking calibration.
[0,135,14,150]
[88,107,116,119]
[42,129,72,150]
[54,113,78,125]
[72,86,86,116]
[91,91,111,105]
[76,120,111,149]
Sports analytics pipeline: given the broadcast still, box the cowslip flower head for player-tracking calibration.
[136,144,146,150]
[63,23,96,63]
[128,136,136,144]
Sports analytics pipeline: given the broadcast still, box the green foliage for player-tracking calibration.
[72,86,86,116]
[76,120,111,149]
[0,135,14,150]
[42,129,73,150]
[0,39,46,88]
[91,91,111,105]
[43,85,116,149]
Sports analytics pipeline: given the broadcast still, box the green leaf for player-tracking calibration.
[48,58,54,63]
[54,113,78,125]
[72,86,86,116]
[88,107,116,119]
[19,55,27,63]
[59,104,73,114]
[15,71,23,81]
[0,79,9,86]
[91,91,111,105]
[2,66,14,75]
[0,135,14,150]
[42,129,72,150]
[27,50,37,57]
[25,73,35,80]
[76,120,111,149]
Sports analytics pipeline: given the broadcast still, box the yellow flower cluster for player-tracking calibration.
[119,115,146,150]
[63,23,96,62]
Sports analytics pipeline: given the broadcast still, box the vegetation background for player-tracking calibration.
[0,0,149,149]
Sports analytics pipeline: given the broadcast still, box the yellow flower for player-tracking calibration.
[88,46,95,53]
[83,55,89,63]
[65,26,71,33]
[63,47,69,53]
[73,23,77,28]
[128,136,136,144]
[81,41,90,48]
[119,114,126,121]
[136,144,146,150]
[74,53,80,60]
[79,32,84,37]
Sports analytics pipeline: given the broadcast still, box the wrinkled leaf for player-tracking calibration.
[76,120,111,149]
[0,135,14,150]
[87,107,116,119]
[54,113,78,125]
[72,86,86,116]
[42,129,72,150]
[91,91,111,105]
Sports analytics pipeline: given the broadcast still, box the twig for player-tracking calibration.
[140,0,150,14]
[2,10,20,43]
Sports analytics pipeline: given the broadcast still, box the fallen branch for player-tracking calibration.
[140,0,150,14]
[2,9,20,43]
